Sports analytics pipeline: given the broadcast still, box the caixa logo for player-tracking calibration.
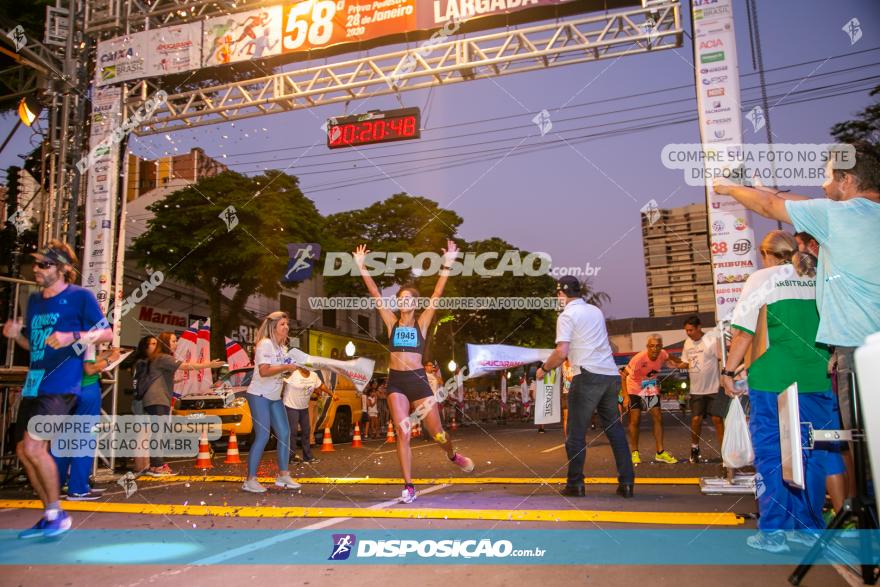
[329,534,356,561]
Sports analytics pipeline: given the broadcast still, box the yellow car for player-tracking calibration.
[173,367,363,448]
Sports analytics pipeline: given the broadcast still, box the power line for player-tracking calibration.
[219,66,880,171]
[296,84,877,195]
[224,75,880,176]
[187,46,880,161]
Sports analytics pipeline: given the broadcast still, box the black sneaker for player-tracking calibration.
[690,446,700,464]
[303,457,320,464]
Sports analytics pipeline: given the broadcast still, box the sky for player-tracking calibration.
[1,0,878,319]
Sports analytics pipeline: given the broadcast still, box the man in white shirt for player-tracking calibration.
[536,276,634,498]
[680,316,726,463]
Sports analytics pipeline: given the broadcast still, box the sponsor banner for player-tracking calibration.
[288,348,375,392]
[533,368,560,425]
[281,0,417,54]
[148,23,202,76]
[691,0,758,320]
[202,5,283,67]
[1,529,876,565]
[466,344,552,379]
[82,87,121,312]
[96,33,149,86]
[96,0,634,86]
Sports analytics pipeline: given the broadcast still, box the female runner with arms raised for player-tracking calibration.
[354,241,474,503]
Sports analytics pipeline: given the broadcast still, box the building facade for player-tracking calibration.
[641,202,714,317]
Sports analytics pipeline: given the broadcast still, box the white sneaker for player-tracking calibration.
[242,478,267,493]
[400,486,417,504]
[275,474,301,490]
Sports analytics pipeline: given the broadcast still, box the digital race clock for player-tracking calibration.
[326,107,421,149]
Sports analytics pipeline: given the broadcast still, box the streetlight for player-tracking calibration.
[448,359,457,372]
[18,96,42,127]
[345,341,356,357]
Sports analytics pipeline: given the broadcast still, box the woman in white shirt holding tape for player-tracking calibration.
[242,311,300,493]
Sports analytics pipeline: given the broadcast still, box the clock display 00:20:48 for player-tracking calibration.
[327,115,419,148]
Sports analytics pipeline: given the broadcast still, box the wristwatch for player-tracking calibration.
[720,368,737,377]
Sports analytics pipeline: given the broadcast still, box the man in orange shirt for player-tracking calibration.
[624,334,687,464]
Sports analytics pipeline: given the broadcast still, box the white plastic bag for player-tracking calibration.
[722,395,754,468]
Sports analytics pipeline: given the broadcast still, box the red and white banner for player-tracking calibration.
[691,0,760,320]
[174,323,200,395]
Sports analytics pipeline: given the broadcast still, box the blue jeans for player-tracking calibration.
[286,407,312,461]
[566,369,634,487]
[54,382,101,494]
[246,393,290,478]
[749,388,837,531]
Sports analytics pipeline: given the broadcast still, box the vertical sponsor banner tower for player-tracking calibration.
[82,86,123,314]
[691,0,759,320]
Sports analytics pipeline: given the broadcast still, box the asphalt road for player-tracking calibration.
[0,412,857,586]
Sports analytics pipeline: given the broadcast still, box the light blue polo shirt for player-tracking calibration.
[785,197,880,347]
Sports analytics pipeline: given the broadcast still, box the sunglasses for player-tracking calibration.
[34,261,57,269]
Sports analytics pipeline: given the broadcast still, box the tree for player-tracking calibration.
[323,193,463,294]
[130,170,324,357]
[422,237,559,371]
[830,85,880,144]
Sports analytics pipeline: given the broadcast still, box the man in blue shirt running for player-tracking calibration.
[3,241,112,538]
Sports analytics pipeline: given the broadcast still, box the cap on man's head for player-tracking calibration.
[32,246,73,266]
[556,275,582,297]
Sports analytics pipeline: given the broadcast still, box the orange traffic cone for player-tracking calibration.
[224,430,242,464]
[320,426,335,452]
[450,415,458,432]
[386,422,396,443]
[352,423,363,448]
[196,430,213,469]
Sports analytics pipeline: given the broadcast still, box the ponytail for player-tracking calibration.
[791,251,817,278]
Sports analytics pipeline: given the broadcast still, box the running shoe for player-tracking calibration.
[400,485,417,504]
[66,491,103,501]
[18,517,48,540]
[44,511,72,538]
[654,450,678,464]
[145,465,178,477]
[242,478,267,493]
[275,474,301,490]
[690,446,701,463]
[450,452,475,473]
[746,531,790,553]
[302,458,320,464]
[89,486,108,494]
[631,450,641,465]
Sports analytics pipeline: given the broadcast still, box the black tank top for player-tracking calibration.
[388,321,425,354]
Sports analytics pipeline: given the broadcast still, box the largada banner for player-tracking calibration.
[691,0,760,320]
[97,0,619,86]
